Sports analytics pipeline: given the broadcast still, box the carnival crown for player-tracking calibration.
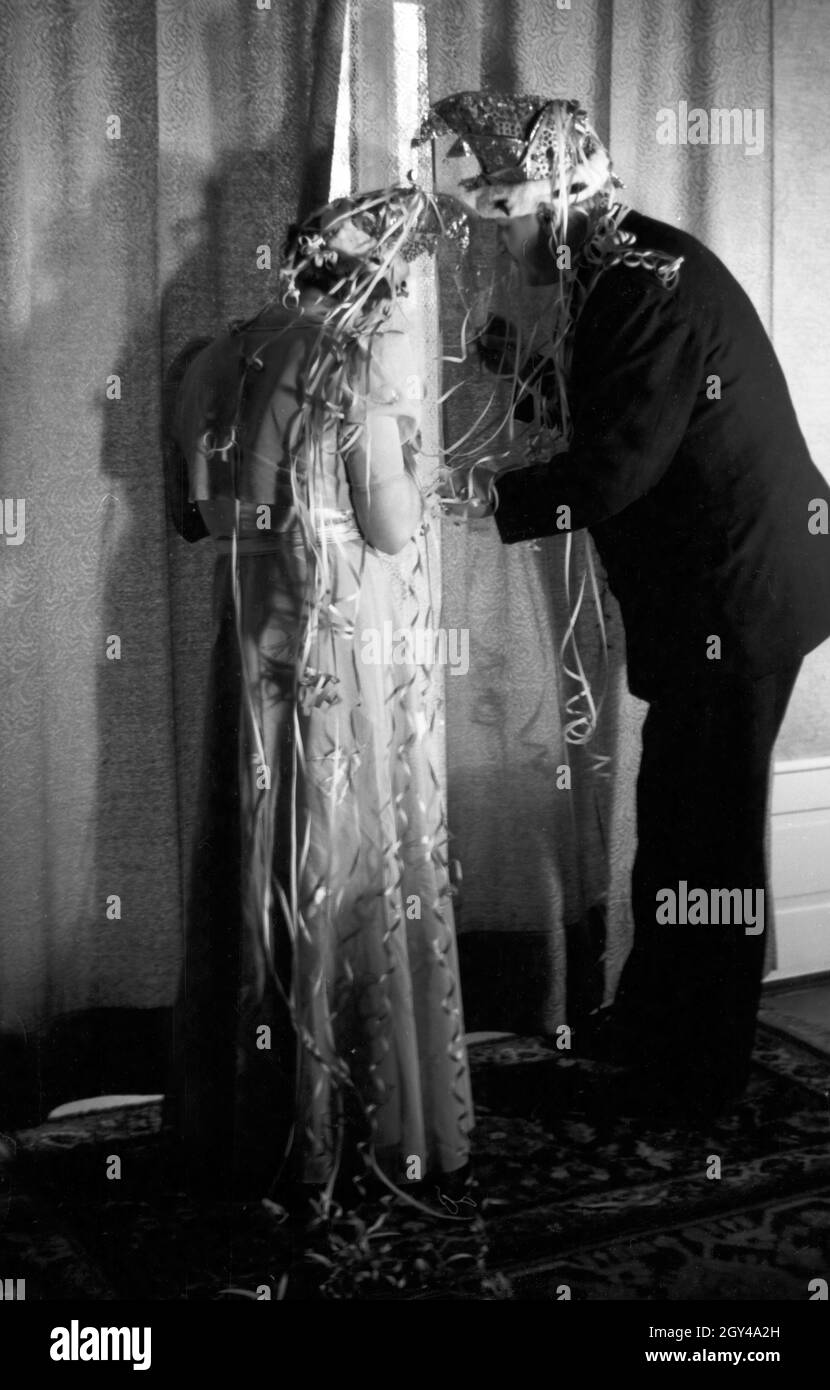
[414,92,620,219]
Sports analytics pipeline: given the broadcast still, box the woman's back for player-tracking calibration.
[165,191,473,1200]
[175,297,422,551]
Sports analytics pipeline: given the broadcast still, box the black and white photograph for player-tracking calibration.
[1,0,829,1356]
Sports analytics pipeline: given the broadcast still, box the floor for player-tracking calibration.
[46,989,830,1120]
[765,980,830,1025]
[760,977,830,1055]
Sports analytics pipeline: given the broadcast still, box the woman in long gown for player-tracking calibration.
[165,188,473,1199]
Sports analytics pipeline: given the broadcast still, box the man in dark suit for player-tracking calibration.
[419,93,830,1116]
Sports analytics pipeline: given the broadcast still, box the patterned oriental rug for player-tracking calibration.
[2,1025,829,1301]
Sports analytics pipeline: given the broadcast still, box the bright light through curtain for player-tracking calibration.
[333,0,447,785]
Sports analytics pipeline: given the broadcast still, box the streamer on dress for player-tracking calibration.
[194,185,473,1212]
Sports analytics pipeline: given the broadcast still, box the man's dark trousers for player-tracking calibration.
[612,662,801,1108]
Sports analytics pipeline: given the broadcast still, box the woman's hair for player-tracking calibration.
[279,188,464,310]
[282,214,349,296]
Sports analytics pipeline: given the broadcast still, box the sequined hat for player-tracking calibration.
[414,91,619,219]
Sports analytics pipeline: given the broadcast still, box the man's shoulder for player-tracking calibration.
[621,210,716,270]
[619,210,750,310]
[579,208,741,329]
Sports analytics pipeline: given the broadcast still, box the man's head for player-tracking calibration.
[495,204,595,285]
[414,93,620,282]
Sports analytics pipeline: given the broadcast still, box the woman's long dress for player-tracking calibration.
[166,300,473,1194]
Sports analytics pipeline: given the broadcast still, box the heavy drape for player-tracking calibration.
[2,0,829,1103]
[0,0,347,1104]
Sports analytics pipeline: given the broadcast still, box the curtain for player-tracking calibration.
[0,0,346,1100]
[2,0,829,1099]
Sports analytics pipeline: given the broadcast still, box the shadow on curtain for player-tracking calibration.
[0,0,346,1125]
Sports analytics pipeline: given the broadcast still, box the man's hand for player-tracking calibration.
[437,463,496,520]
[473,315,519,376]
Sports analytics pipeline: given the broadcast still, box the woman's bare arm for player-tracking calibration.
[345,413,423,555]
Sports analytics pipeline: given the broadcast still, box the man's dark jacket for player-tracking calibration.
[494,210,830,701]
